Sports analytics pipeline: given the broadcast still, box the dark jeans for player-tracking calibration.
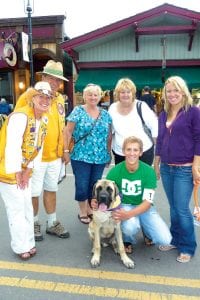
[113,145,154,166]
[71,159,106,201]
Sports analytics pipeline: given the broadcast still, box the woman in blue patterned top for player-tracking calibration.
[63,84,112,224]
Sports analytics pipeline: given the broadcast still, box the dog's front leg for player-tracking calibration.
[91,226,101,267]
[115,225,135,269]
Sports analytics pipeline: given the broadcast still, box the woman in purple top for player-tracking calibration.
[154,76,200,263]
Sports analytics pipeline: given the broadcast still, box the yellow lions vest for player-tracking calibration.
[0,106,48,184]
[15,91,65,162]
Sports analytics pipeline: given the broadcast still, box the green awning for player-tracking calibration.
[75,67,200,91]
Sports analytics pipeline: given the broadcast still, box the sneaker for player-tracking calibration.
[34,221,43,242]
[46,220,70,238]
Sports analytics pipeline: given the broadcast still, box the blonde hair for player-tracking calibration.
[83,83,102,101]
[122,136,143,152]
[162,76,193,113]
[114,78,136,102]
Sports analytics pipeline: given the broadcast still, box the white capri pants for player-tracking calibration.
[0,181,35,254]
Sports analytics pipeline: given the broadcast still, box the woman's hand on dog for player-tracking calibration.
[91,198,98,210]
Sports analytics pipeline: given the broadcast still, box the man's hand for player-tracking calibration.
[112,208,130,221]
[62,152,70,164]
[154,163,160,180]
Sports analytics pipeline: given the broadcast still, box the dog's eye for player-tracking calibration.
[106,186,113,193]
[97,186,102,192]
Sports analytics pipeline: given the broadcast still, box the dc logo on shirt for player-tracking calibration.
[121,179,142,196]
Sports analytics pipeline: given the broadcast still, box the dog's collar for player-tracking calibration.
[107,204,121,211]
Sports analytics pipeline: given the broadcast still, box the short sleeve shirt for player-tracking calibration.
[67,106,112,164]
[106,161,157,205]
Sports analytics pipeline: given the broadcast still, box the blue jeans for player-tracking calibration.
[71,159,106,201]
[121,204,172,245]
[160,163,197,255]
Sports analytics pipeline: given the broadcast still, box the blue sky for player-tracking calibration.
[0,0,199,38]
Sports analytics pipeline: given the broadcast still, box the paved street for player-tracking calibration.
[0,163,200,299]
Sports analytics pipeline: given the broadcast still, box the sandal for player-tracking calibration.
[18,252,31,260]
[141,229,154,246]
[29,247,37,256]
[124,242,133,254]
[158,245,176,251]
[88,214,93,220]
[177,253,191,263]
[78,214,90,224]
[144,236,154,246]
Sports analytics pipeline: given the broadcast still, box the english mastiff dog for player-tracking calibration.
[88,179,134,268]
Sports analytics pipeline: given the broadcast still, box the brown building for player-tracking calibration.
[0,15,72,108]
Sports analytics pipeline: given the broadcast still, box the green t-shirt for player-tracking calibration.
[106,161,157,205]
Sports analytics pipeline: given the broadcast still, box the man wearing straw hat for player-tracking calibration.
[15,60,70,241]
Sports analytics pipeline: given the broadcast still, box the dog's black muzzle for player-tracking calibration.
[98,190,112,207]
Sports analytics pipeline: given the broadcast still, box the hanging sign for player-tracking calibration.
[3,43,17,67]
[21,32,29,62]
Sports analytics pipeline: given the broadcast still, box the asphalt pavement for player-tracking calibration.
[0,163,199,299]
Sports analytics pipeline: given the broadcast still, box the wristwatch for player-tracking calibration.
[63,149,70,153]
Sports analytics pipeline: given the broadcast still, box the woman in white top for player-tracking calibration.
[109,78,158,165]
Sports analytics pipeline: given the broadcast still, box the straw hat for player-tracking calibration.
[37,60,68,81]
[26,81,53,99]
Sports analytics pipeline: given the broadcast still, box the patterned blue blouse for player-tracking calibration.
[67,105,112,164]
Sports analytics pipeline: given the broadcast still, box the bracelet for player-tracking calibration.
[63,149,70,153]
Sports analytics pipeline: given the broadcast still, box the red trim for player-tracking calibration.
[67,49,79,60]
[135,24,196,35]
[23,26,55,38]
[77,60,200,69]
[61,3,200,51]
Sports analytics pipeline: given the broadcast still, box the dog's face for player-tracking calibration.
[92,179,119,211]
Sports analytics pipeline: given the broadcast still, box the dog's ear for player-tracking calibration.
[113,182,119,197]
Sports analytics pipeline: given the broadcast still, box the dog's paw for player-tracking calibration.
[91,255,100,267]
[122,257,135,269]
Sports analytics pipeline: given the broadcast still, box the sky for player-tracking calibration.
[0,0,199,38]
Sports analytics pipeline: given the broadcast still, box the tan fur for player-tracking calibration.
[88,179,134,268]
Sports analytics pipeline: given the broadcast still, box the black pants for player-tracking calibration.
[113,145,154,166]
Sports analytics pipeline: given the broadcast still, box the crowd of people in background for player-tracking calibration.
[0,60,200,265]
[0,98,12,115]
